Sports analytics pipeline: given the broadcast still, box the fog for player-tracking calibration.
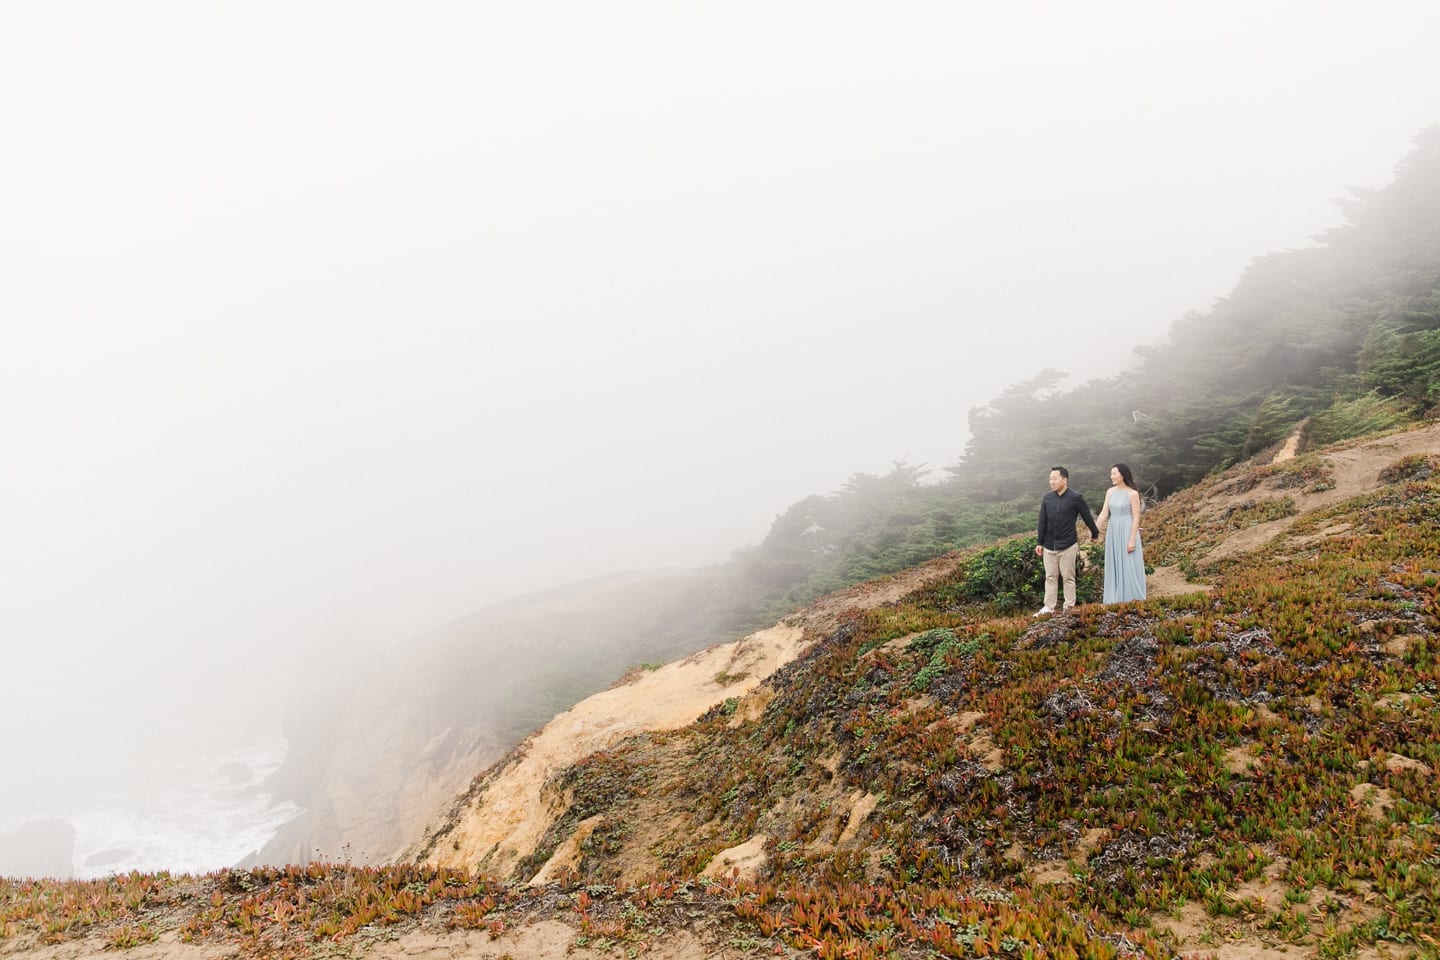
[3,1,1439,856]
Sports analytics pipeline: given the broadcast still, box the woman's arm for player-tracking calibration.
[1095,488,1112,528]
[1127,488,1143,551]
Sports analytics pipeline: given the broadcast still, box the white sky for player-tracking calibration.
[3,2,1439,813]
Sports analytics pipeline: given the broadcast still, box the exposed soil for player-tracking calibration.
[1148,564,1214,598]
[1202,422,1440,565]
[0,889,806,960]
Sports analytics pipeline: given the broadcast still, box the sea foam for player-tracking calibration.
[66,739,301,879]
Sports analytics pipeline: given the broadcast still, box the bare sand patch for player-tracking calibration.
[1029,861,1076,885]
[364,918,742,960]
[700,835,770,882]
[1272,422,1307,463]
[0,932,233,960]
[528,814,604,885]
[1149,565,1214,598]
[727,686,775,728]
[954,710,986,731]
[1383,753,1432,776]
[1350,782,1397,821]
[968,730,1006,772]
[1252,704,1283,725]
[1230,870,1293,914]
[1287,521,1353,549]
[1202,517,1298,564]
[801,553,968,636]
[1223,745,1260,777]
[837,792,881,845]
[1076,828,1109,860]
[1380,634,1418,656]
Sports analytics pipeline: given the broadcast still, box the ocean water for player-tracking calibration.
[2,739,302,880]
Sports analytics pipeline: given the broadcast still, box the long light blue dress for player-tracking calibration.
[1103,488,1147,603]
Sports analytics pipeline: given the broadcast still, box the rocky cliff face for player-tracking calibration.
[248,567,728,866]
[409,552,971,879]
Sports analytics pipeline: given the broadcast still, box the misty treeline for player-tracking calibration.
[711,124,1440,627]
[504,124,1440,659]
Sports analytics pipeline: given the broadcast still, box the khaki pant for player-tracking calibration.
[1042,543,1079,610]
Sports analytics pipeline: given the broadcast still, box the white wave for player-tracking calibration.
[68,739,302,879]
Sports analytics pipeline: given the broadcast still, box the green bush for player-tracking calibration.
[954,538,1102,612]
[1307,392,1411,447]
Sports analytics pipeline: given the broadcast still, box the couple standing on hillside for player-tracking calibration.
[1033,464,1146,615]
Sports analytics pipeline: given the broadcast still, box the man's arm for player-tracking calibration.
[1076,493,1099,539]
[1035,500,1049,556]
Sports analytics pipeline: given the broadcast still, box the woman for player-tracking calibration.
[1095,462,1147,603]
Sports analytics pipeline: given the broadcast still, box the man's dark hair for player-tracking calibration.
[1050,466,1069,479]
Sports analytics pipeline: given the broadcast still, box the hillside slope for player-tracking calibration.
[407,552,973,877]
[412,422,1440,957]
[3,424,1437,960]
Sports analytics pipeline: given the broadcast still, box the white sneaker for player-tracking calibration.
[1033,606,1054,617]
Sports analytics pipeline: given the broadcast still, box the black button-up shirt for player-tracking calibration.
[1037,488,1099,551]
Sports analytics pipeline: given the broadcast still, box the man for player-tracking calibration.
[1034,465,1099,615]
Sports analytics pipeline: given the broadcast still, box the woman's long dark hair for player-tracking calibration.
[1113,462,1136,489]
